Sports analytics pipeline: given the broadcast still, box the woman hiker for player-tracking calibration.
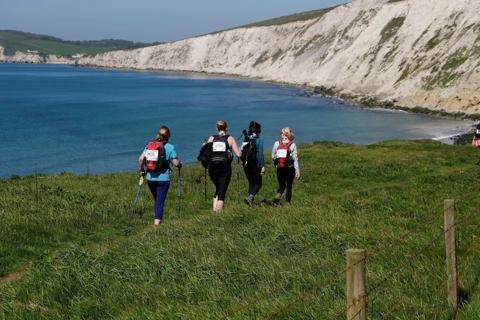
[206,120,242,212]
[242,121,265,206]
[472,123,480,164]
[138,126,182,227]
[271,127,300,205]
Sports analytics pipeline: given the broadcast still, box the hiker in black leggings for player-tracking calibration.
[272,127,300,204]
[206,120,242,212]
[242,121,265,206]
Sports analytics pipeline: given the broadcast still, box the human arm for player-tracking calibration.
[256,138,265,167]
[229,136,242,158]
[256,138,265,174]
[168,145,182,168]
[138,149,146,176]
[291,143,300,179]
[271,141,279,167]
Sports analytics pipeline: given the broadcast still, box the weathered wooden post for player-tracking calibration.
[444,199,458,308]
[346,249,366,320]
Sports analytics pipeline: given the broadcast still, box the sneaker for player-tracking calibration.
[273,198,280,206]
[244,196,254,207]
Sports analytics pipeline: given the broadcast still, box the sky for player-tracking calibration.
[0,0,350,43]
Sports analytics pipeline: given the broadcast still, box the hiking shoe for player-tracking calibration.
[273,199,280,206]
[244,196,254,207]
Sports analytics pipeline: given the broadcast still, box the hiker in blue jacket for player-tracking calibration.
[138,126,182,227]
[241,121,265,206]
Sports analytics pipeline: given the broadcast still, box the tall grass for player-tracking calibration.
[1,140,480,319]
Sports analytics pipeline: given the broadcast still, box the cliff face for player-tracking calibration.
[0,46,75,64]
[3,0,480,114]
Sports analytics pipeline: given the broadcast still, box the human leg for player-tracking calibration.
[154,181,170,225]
[285,168,295,203]
[215,171,231,212]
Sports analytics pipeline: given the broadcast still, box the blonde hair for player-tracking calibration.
[217,120,228,132]
[155,126,170,142]
[282,127,295,141]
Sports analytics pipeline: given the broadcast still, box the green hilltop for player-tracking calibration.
[1,140,480,318]
[0,30,158,56]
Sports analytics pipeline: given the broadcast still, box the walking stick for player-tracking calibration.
[173,167,181,219]
[236,157,240,201]
[204,167,207,201]
[177,167,182,197]
[129,175,144,220]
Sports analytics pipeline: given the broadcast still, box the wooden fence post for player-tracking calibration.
[346,249,366,320]
[444,199,458,308]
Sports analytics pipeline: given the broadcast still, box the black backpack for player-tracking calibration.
[209,135,232,167]
[476,124,480,138]
[197,142,212,168]
[241,136,258,168]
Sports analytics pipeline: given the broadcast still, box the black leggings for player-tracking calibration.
[244,166,262,197]
[209,169,231,201]
[277,167,295,202]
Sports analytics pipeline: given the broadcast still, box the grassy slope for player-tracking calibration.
[1,141,480,319]
[239,7,337,28]
[0,30,151,56]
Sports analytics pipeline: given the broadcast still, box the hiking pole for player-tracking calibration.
[172,167,182,220]
[129,175,144,220]
[177,167,182,213]
[177,166,182,197]
[236,130,246,202]
[236,157,240,201]
[204,167,207,201]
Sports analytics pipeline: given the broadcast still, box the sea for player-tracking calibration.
[0,63,472,178]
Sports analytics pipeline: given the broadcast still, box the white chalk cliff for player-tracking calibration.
[2,0,480,114]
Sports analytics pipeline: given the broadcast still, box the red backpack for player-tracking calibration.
[145,141,169,172]
[276,140,293,168]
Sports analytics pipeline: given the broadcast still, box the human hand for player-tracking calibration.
[261,167,266,175]
[295,170,300,179]
[139,169,145,177]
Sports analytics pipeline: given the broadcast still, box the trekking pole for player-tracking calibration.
[129,175,144,220]
[204,167,207,201]
[177,166,182,197]
[235,131,246,202]
[236,157,240,201]
[173,166,181,219]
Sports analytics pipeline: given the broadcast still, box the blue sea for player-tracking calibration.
[0,63,471,178]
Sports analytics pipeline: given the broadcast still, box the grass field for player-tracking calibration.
[1,140,480,319]
[240,7,337,28]
[0,30,152,56]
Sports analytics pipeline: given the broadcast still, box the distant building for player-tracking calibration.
[72,54,86,59]
[26,50,39,54]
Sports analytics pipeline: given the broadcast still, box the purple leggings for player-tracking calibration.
[147,180,170,220]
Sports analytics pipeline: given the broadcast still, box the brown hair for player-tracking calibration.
[216,120,228,132]
[282,127,295,141]
[155,126,170,142]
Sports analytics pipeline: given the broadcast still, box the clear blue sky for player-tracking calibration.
[0,0,350,42]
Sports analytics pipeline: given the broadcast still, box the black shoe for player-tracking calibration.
[273,198,280,206]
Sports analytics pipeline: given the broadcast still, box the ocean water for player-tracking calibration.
[0,63,471,178]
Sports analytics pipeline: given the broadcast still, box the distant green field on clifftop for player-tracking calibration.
[0,30,155,56]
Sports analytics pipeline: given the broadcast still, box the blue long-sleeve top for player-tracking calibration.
[248,134,264,167]
[256,137,264,167]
